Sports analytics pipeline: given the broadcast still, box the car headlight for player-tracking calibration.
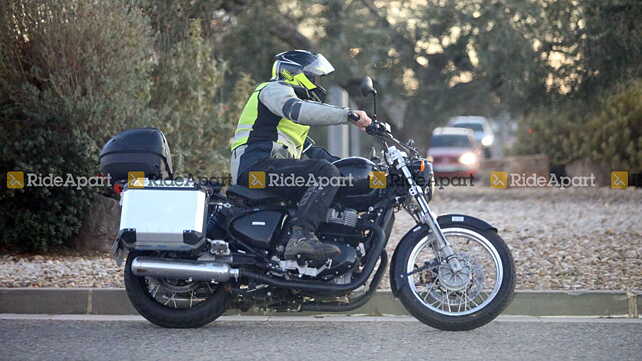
[481,135,494,147]
[458,152,477,166]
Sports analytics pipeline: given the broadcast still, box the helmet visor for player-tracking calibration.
[302,54,335,76]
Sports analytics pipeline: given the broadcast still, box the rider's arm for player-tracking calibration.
[259,81,349,125]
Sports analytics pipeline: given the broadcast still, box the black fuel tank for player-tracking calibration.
[333,157,385,210]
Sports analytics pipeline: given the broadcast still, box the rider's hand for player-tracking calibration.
[351,110,372,130]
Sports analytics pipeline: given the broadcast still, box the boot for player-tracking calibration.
[283,226,340,261]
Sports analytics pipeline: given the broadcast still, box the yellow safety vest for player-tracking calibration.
[230,82,310,158]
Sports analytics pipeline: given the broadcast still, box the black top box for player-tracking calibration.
[100,128,173,182]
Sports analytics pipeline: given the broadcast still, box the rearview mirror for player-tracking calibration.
[360,76,377,97]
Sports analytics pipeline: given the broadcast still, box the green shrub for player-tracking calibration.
[513,104,587,165]
[514,79,642,172]
[149,20,230,176]
[0,0,155,251]
[586,79,642,172]
[0,116,98,251]
[148,20,256,177]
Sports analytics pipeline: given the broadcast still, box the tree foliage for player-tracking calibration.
[147,20,228,175]
[205,0,641,162]
[1,0,640,251]
[0,0,155,251]
[138,0,257,175]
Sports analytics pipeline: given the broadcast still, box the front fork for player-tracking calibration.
[389,147,462,272]
[415,194,462,272]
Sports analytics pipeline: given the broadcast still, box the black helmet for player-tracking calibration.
[271,50,335,101]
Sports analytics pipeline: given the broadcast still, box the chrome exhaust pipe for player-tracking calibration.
[131,256,239,282]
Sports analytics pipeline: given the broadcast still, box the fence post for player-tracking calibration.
[327,86,350,158]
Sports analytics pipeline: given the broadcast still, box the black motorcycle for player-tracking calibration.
[103,77,515,331]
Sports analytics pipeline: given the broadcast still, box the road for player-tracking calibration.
[1,315,640,361]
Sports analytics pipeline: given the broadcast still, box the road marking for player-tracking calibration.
[1,314,640,323]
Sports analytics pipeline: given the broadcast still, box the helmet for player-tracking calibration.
[271,50,335,102]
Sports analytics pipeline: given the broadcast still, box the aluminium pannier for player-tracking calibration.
[117,179,207,251]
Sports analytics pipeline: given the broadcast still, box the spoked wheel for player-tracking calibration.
[124,251,227,328]
[393,225,515,331]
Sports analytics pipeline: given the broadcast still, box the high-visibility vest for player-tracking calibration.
[229,82,309,159]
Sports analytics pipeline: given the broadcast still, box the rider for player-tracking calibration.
[230,50,372,261]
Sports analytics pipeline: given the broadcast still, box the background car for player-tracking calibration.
[428,127,482,178]
[448,116,495,158]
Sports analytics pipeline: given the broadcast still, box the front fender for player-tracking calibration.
[436,214,497,233]
[389,214,497,297]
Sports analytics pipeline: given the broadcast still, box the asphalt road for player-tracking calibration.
[1,315,640,361]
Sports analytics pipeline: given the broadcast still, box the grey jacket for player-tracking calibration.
[230,81,349,184]
[259,81,350,126]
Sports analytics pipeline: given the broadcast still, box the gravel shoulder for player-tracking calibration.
[1,187,641,291]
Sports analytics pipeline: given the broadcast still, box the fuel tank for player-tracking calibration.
[332,157,385,211]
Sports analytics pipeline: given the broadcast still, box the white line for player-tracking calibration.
[0,314,640,323]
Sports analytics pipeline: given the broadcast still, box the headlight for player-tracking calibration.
[481,135,494,147]
[410,158,432,188]
[458,152,477,166]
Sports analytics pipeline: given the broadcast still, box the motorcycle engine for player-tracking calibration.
[277,241,358,283]
[276,207,361,283]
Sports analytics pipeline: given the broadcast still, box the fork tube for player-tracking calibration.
[400,165,462,272]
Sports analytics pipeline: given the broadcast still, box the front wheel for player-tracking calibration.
[124,251,228,328]
[392,225,515,331]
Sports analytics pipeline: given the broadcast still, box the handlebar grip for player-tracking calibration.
[365,123,379,135]
[347,111,360,122]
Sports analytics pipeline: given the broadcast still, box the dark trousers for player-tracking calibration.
[238,158,340,231]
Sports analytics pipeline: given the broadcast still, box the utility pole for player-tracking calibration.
[327,86,350,158]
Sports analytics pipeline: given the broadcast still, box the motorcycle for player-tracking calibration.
[104,77,515,330]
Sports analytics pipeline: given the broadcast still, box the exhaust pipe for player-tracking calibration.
[131,256,239,282]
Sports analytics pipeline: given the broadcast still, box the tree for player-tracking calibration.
[0,0,155,251]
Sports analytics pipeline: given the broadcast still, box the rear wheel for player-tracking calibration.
[124,251,227,328]
[393,225,515,331]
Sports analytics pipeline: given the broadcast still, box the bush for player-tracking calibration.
[0,0,155,251]
[514,79,642,172]
[149,20,230,176]
[513,104,587,166]
[586,79,642,172]
[0,117,98,251]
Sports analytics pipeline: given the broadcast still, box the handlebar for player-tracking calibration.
[347,111,361,122]
[348,110,421,157]
[348,111,387,135]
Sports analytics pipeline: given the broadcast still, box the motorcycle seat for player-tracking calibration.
[226,185,281,204]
